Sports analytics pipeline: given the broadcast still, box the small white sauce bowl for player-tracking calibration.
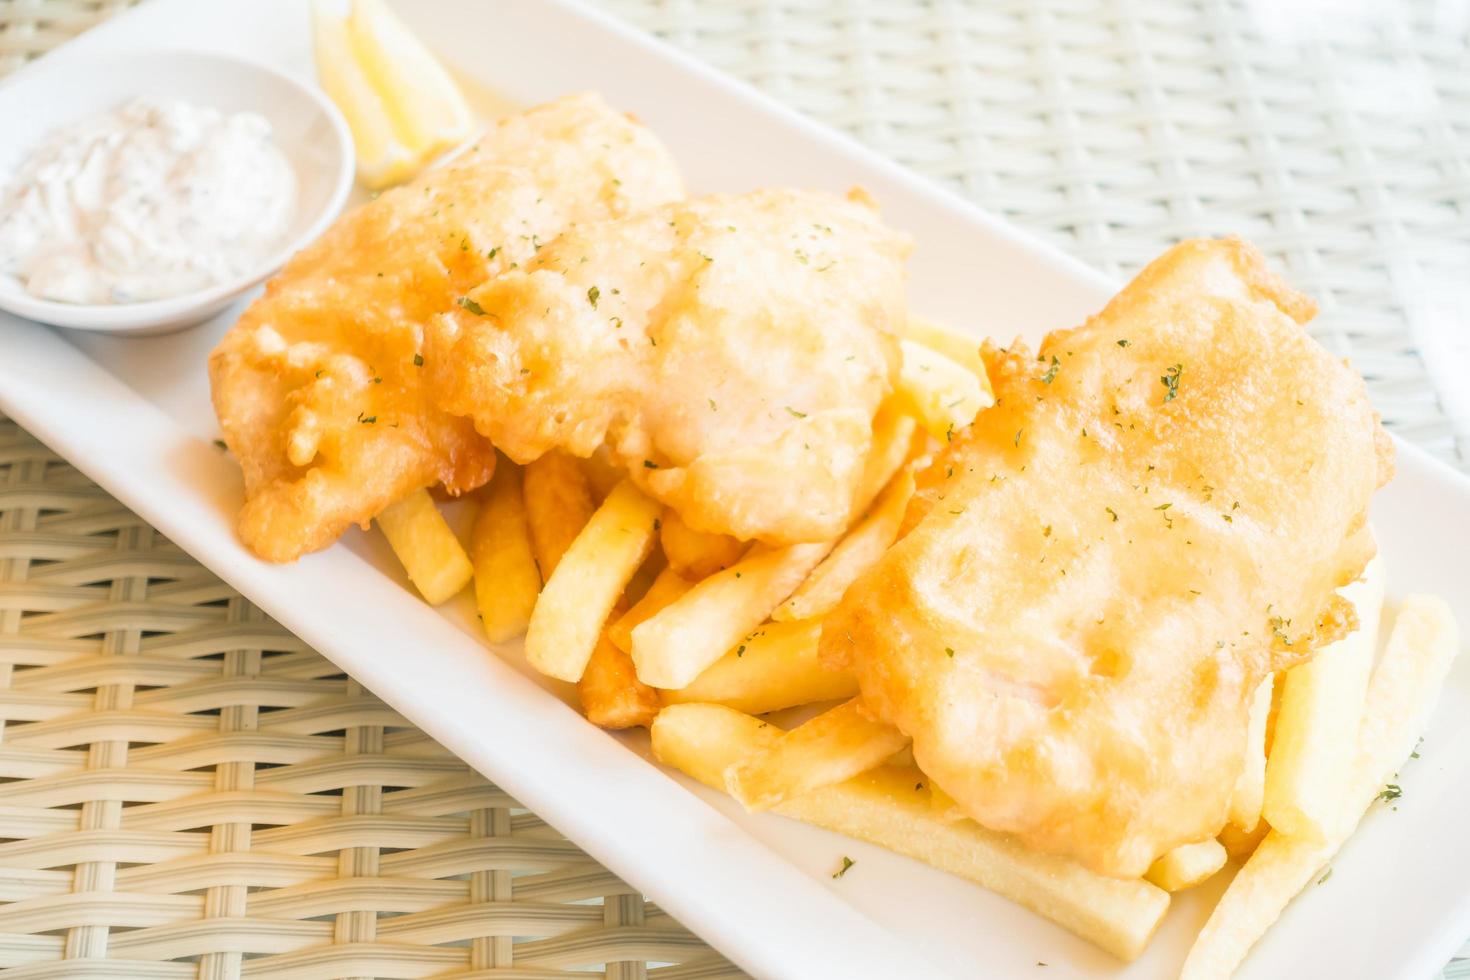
[0,49,354,335]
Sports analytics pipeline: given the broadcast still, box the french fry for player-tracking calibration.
[1216,820,1268,864]
[725,698,911,810]
[1263,555,1386,839]
[853,401,919,517]
[1181,595,1459,980]
[524,480,661,682]
[891,338,994,442]
[651,704,1170,962]
[523,449,596,578]
[651,702,782,786]
[608,566,694,654]
[581,446,625,501]
[469,463,541,642]
[1145,839,1227,892]
[1227,673,1274,832]
[903,314,987,381]
[659,617,857,715]
[775,469,914,621]
[579,624,660,729]
[376,487,474,605]
[659,510,745,579]
[631,540,832,689]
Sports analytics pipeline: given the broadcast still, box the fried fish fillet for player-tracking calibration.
[822,238,1392,878]
[209,94,682,561]
[426,188,911,544]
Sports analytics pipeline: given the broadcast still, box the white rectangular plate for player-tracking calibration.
[2,2,1468,977]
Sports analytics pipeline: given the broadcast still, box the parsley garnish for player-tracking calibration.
[945,647,955,658]
[587,285,600,308]
[457,296,488,316]
[413,353,424,367]
[1377,783,1402,803]
[1160,363,1183,402]
[486,246,500,260]
[785,406,807,419]
[1105,506,1118,522]
[1117,339,1130,347]
[1014,428,1024,447]
[357,414,376,425]
[832,856,855,879]
[643,459,658,469]
[709,398,718,411]
[212,439,227,451]
[1318,868,1333,885]
[1040,355,1060,384]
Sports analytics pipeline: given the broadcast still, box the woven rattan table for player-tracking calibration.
[2,2,1467,978]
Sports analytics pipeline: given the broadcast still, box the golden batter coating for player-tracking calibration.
[822,238,1392,878]
[209,94,683,561]
[426,188,911,544]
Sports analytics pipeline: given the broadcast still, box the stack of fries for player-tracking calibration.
[367,321,1458,975]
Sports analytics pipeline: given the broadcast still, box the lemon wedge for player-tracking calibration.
[347,0,473,160]
[312,0,473,190]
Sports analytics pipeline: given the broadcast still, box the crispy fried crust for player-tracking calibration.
[209,94,683,561]
[822,238,1391,877]
[426,188,911,544]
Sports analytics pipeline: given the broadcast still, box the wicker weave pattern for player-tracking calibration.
[0,415,739,978]
[0,0,135,74]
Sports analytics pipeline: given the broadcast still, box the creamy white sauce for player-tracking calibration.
[0,97,297,304]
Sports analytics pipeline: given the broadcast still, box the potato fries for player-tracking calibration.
[1182,596,1459,979]
[1227,674,1274,832]
[581,446,626,501]
[376,487,473,605]
[580,625,660,729]
[1216,820,1268,864]
[608,566,693,654]
[525,480,661,682]
[659,617,856,715]
[853,401,920,517]
[523,450,596,578]
[1264,556,1386,839]
[659,510,745,579]
[470,463,541,642]
[891,338,994,442]
[630,540,831,688]
[652,704,1170,962]
[1145,839,1227,892]
[776,469,913,621]
[903,314,987,381]
[725,698,910,810]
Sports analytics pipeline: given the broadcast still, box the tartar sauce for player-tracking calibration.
[0,98,297,304]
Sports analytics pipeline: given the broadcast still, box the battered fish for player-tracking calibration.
[822,239,1392,878]
[209,94,683,561]
[426,188,910,544]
